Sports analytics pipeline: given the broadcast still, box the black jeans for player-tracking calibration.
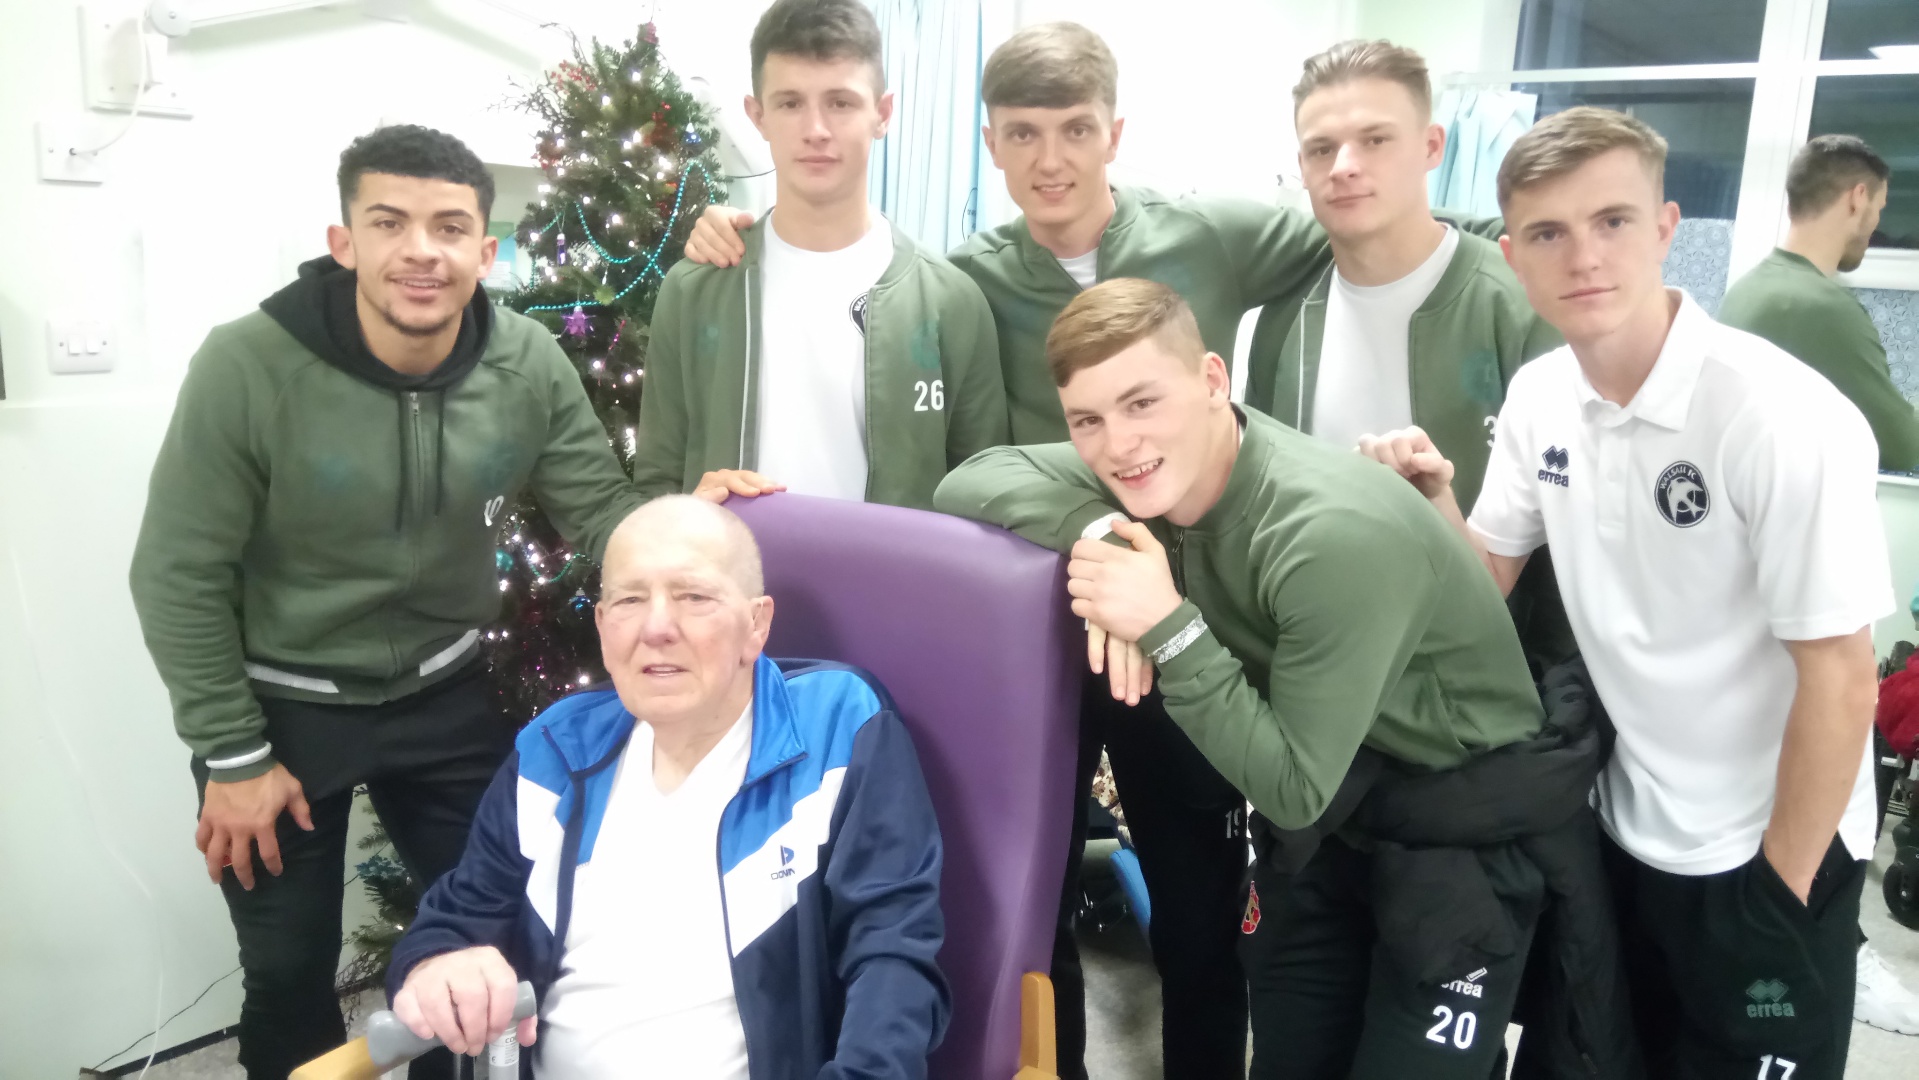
[1051,678,1249,1080]
[1240,834,1541,1080]
[1602,832,1865,1080]
[191,662,514,1080]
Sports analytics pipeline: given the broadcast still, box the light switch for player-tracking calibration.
[46,318,115,374]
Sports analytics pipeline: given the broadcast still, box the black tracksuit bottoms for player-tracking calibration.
[190,661,514,1080]
[1050,679,1250,1080]
[1238,832,1545,1080]
[1601,832,1866,1080]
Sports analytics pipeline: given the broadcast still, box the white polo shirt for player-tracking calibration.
[1469,290,1893,876]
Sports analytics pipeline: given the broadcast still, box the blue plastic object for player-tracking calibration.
[1109,847,1151,936]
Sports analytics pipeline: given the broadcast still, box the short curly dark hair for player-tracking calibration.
[750,0,884,98]
[336,124,495,223]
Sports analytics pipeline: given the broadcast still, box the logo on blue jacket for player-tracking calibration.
[780,846,794,866]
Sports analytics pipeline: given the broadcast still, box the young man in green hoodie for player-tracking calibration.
[933,279,1625,1079]
[1720,135,1918,474]
[631,0,1006,512]
[129,125,644,1080]
[1246,41,1560,510]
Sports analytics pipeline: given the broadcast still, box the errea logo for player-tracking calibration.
[1537,446,1571,488]
[1442,968,1488,999]
[1746,979,1794,1018]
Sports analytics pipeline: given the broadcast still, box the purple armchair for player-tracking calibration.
[730,493,1082,1080]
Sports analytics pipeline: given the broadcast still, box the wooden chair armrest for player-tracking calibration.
[1017,970,1058,1080]
[288,1038,379,1080]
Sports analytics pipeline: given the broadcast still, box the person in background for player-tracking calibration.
[129,125,644,1079]
[1719,132,1919,1038]
[630,0,1005,512]
[1365,107,1890,1080]
[387,497,947,1077]
[1720,135,1917,474]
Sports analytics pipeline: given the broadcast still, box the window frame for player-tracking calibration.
[1448,0,1919,291]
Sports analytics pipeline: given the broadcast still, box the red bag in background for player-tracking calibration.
[1879,651,1919,759]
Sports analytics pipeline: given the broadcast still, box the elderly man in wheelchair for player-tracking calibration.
[381,495,949,1075]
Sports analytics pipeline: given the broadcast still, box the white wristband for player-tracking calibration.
[206,744,272,771]
[1150,615,1208,665]
[1079,512,1130,542]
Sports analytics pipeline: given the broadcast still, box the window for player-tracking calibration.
[1515,0,1767,69]
[1453,0,1919,295]
[1820,0,1919,61]
[1518,79,1756,219]
[1808,74,1919,250]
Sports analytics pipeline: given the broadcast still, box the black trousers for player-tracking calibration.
[1240,834,1541,1080]
[1051,679,1249,1080]
[1602,832,1865,1080]
[191,662,514,1080]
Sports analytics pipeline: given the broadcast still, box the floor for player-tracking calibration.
[130,830,1918,1080]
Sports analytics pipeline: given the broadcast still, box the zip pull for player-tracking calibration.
[409,390,421,417]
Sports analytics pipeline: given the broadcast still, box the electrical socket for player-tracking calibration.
[36,121,108,185]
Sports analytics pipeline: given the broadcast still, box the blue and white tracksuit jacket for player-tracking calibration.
[387,655,950,1078]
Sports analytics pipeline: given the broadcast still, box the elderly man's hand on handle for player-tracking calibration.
[393,946,536,1055]
[197,763,313,890]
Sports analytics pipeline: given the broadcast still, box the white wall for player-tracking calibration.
[1005,0,1353,218]
[1353,0,1523,78]
[0,1,767,1073]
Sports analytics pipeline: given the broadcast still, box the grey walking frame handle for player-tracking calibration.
[365,981,538,1068]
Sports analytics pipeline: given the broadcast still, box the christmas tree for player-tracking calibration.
[489,24,728,720]
[337,24,726,996]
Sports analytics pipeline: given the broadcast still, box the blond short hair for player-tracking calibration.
[1046,279,1205,387]
[1293,39,1432,120]
[1498,106,1669,211]
[982,22,1118,113]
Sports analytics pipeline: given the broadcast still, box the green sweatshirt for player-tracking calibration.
[1242,231,1562,512]
[948,186,1331,445]
[632,216,1008,510]
[948,189,1509,446]
[130,306,643,778]
[1720,248,1919,472]
[932,409,1544,829]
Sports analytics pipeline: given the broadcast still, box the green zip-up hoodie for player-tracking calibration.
[1243,230,1562,512]
[1720,248,1919,472]
[1244,232,1573,667]
[947,186,1507,446]
[933,409,1544,829]
[949,186,1330,445]
[130,272,643,779]
[632,216,1008,509]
